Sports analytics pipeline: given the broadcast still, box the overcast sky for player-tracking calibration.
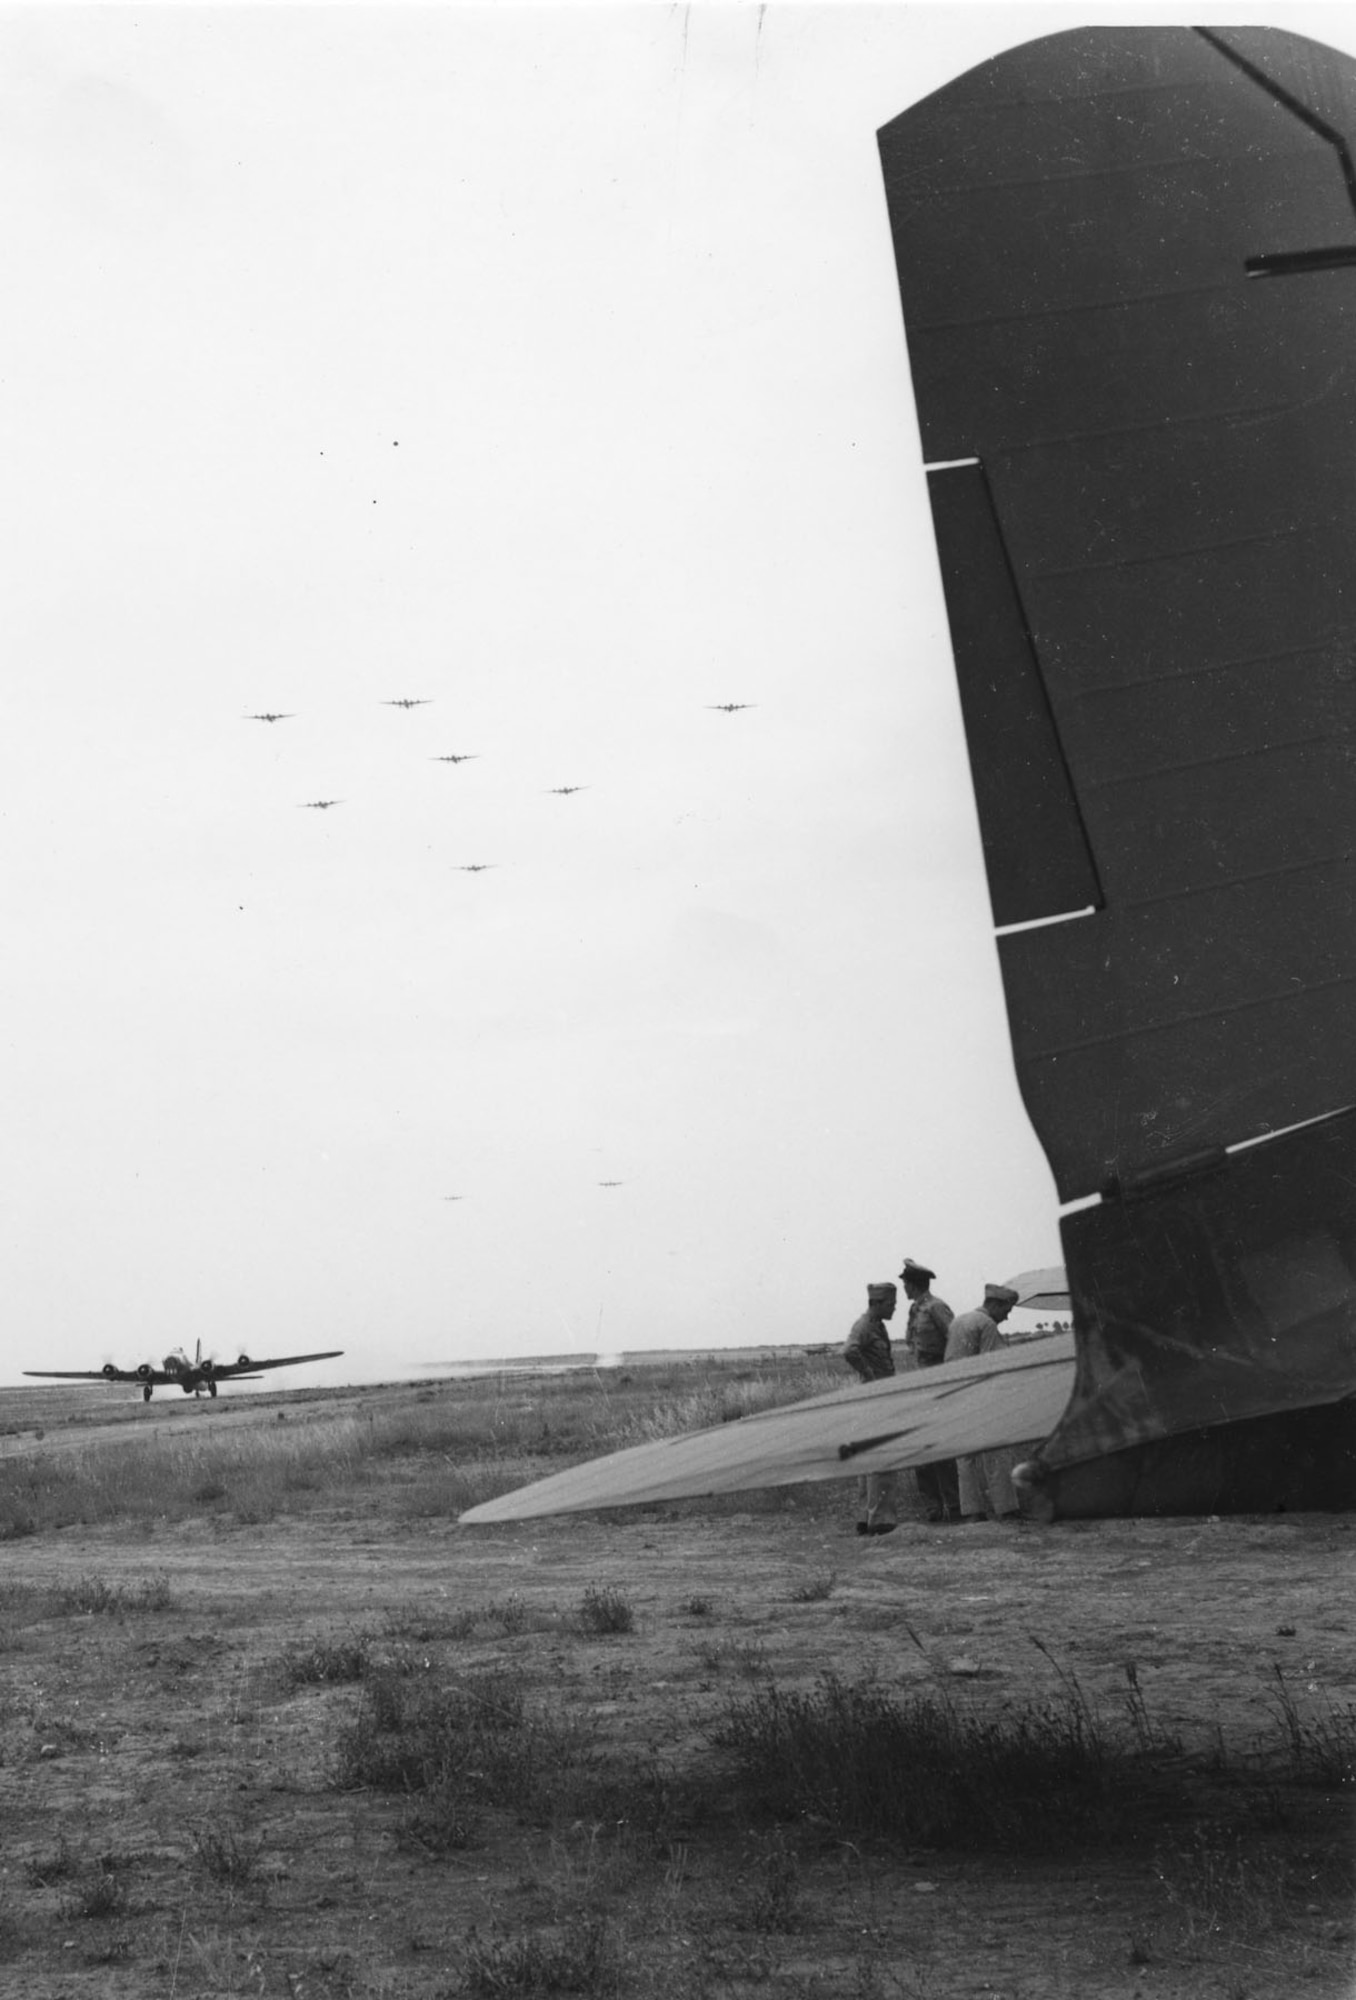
[6,3,1353,1389]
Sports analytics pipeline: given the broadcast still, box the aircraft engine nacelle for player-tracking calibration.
[236,1353,252,1369]
[102,1363,118,1380]
[136,1363,154,1380]
[199,1359,216,1379]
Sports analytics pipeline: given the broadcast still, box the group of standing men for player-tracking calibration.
[842,1260,1024,1534]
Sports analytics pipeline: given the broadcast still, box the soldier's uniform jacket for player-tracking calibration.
[905,1291,954,1367]
[944,1307,1004,1362]
[843,1311,895,1382]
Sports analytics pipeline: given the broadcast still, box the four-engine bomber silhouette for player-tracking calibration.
[25,1340,343,1403]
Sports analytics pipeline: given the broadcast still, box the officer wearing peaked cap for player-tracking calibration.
[899,1259,960,1521]
[899,1260,953,1366]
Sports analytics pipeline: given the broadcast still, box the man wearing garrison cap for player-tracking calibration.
[899,1259,961,1523]
[945,1284,1024,1522]
[842,1282,899,1535]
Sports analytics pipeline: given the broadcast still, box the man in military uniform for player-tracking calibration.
[945,1282,1023,1520]
[899,1258,961,1522]
[843,1281,899,1535]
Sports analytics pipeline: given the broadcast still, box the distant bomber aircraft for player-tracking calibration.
[432,754,479,764]
[707,703,755,713]
[383,698,431,709]
[545,785,589,795]
[452,863,497,872]
[299,799,344,810]
[245,712,294,723]
[25,1340,343,1403]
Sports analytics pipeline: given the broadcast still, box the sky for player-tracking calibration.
[6,2,1355,1388]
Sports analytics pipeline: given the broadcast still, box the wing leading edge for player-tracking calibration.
[212,1350,344,1377]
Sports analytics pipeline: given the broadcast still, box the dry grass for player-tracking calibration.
[0,1365,1352,2000]
[0,1360,846,1540]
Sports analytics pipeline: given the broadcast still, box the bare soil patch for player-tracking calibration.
[0,1379,1351,1999]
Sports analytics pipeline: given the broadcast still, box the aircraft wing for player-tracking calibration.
[460,1337,1075,1523]
[210,1350,344,1378]
[23,1369,141,1383]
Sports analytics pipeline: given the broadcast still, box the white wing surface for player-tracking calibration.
[460,1336,1076,1523]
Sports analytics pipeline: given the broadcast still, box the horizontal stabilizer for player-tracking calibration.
[1004,1267,1070,1312]
[460,1337,1075,1523]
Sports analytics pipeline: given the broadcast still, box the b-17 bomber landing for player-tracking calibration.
[431,754,479,764]
[299,799,344,810]
[245,712,295,723]
[707,703,756,713]
[25,1341,344,1403]
[383,698,432,709]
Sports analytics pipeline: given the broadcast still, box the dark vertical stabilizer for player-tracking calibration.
[880,28,1356,1511]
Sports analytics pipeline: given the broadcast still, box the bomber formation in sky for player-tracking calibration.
[243,697,760,1205]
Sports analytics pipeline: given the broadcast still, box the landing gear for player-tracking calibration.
[142,1384,153,1403]
[207,1380,217,1398]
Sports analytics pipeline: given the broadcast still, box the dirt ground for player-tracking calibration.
[0,1385,1353,1999]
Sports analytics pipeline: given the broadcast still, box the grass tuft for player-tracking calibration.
[1262,1665,1356,1787]
[49,1573,172,1616]
[578,1585,635,1636]
[789,1573,836,1604]
[741,1827,802,1932]
[282,1631,374,1688]
[332,1665,596,1826]
[25,1834,78,1887]
[59,1856,134,1921]
[189,1817,266,1893]
[458,1913,622,1997]
[714,1670,1124,1852]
